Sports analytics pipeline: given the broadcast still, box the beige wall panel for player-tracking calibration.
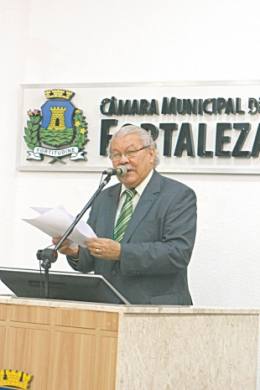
[94,334,118,390]
[4,326,50,389]
[55,308,118,331]
[55,308,97,329]
[49,330,97,390]
[9,304,50,325]
[117,314,258,390]
[0,304,7,320]
[0,326,6,367]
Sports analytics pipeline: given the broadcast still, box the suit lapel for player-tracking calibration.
[122,171,161,242]
[105,184,121,238]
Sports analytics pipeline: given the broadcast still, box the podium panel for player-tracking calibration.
[0,299,118,390]
[0,297,258,390]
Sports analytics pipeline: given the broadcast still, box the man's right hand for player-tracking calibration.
[52,237,80,258]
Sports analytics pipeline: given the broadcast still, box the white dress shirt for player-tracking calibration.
[114,169,154,226]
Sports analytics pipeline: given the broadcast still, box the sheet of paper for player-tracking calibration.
[22,205,96,247]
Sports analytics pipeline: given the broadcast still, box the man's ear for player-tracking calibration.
[149,148,156,163]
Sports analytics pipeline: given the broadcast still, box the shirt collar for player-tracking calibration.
[120,169,154,197]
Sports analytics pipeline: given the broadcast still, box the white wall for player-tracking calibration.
[1,0,260,307]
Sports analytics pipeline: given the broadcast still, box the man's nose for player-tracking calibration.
[119,154,129,163]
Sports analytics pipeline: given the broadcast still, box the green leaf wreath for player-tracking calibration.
[24,109,42,149]
[71,109,89,149]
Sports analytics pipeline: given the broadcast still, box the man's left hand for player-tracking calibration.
[86,238,121,260]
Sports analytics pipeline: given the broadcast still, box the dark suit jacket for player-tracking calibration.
[68,170,197,305]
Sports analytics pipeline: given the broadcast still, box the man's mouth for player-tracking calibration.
[122,165,133,173]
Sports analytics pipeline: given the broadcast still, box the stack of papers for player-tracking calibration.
[22,206,96,247]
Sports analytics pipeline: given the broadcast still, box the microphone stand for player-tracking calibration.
[36,173,112,298]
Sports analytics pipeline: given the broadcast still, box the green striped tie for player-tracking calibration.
[113,189,136,242]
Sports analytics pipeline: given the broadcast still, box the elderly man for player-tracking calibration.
[54,125,197,305]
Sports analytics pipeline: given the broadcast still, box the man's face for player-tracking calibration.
[110,133,155,188]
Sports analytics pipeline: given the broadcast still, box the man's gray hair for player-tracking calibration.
[109,125,159,166]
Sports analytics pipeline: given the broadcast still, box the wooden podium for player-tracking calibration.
[0,296,259,390]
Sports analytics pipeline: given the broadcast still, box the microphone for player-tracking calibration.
[102,166,128,177]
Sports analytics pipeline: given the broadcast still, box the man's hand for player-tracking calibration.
[52,237,80,257]
[86,238,121,260]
